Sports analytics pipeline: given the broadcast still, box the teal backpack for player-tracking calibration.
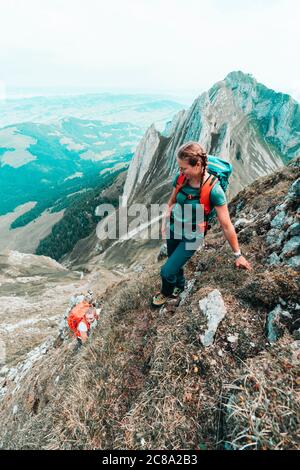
[206,155,232,193]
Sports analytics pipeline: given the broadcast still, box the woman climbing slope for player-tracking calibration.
[152,141,252,307]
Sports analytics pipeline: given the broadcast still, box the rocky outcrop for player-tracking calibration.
[224,71,300,163]
[265,175,300,268]
[0,338,54,400]
[121,124,162,205]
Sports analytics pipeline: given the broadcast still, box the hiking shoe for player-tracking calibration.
[171,287,184,298]
[151,291,171,307]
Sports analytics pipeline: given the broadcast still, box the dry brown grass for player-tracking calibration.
[0,267,269,449]
[220,334,300,450]
[0,259,299,450]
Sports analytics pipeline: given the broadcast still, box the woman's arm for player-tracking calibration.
[79,331,88,343]
[215,204,252,271]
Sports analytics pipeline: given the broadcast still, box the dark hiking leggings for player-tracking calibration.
[160,230,202,296]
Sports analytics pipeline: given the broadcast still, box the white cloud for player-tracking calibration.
[0,0,299,101]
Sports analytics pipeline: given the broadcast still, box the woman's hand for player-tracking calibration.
[235,255,252,271]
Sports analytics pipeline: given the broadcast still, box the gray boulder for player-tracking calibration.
[287,255,300,269]
[266,253,281,266]
[266,228,285,249]
[281,236,300,258]
[157,243,168,261]
[266,304,292,343]
[270,211,286,229]
[289,223,300,237]
[288,178,300,198]
[266,305,283,343]
[198,289,227,347]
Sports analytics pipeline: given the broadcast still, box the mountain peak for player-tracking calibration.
[224,70,256,84]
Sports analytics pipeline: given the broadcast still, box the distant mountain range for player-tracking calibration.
[0,92,184,131]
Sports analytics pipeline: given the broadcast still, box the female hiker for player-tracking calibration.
[152,141,252,307]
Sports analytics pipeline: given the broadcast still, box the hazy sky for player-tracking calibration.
[0,0,299,102]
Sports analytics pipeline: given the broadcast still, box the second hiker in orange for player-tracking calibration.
[67,301,99,347]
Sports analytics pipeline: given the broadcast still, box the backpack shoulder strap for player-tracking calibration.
[200,174,218,215]
[197,174,219,235]
[175,173,186,195]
